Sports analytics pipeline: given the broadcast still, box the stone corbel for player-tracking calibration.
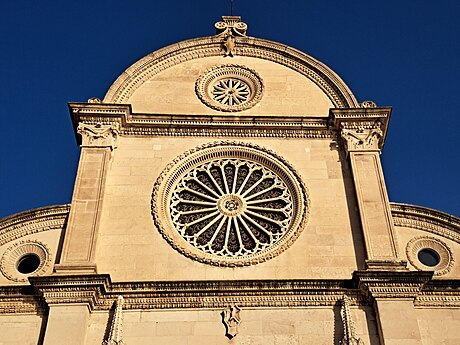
[77,122,120,150]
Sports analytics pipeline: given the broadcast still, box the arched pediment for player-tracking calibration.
[104,32,359,115]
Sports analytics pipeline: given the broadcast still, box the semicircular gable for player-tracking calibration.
[0,205,70,246]
[390,202,460,244]
[103,35,359,109]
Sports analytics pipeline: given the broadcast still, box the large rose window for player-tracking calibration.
[152,142,309,266]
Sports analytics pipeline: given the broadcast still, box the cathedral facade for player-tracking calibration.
[1,16,459,345]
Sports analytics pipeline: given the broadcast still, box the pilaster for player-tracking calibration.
[55,120,119,274]
[354,270,432,345]
[330,106,406,270]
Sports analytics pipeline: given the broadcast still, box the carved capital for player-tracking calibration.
[329,107,392,154]
[340,121,383,153]
[77,122,119,149]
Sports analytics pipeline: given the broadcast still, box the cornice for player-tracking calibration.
[0,205,70,246]
[69,102,336,142]
[102,33,358,108]
[390,202,460,244]
[2,273,460,313]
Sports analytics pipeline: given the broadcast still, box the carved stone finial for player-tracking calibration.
[104,296,124,345]
[215,16,247,36]
[360,101,377,108]
[340,295,364,345]
[222,304,241,339]
[88,97,102,104]
[340,121,383,153]
[77,122,120,149]
[215,16,247,57]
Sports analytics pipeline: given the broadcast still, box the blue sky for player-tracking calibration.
[0,0,459,218]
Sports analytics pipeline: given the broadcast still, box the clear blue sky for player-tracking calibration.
[1,0,459,218]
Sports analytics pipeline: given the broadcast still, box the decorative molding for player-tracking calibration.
[77,122,120,149]
[222,304,241,339]
[195,64,264,112]
[406,236,454,276]
[340,295,365,345]
[354,271,433,300]
[152,140,310,267]
[0,274,457,313]
[102,23,358,108]
[104,296,124,345]
[69,103,339,139]
[0,204,69,247]
[390,202,460,244]
[0,240,52,282]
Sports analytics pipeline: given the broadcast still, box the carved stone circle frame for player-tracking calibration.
[152,141,309,266]
[195,64,264,112]
[0,240,51,282]
[406,236,454,276]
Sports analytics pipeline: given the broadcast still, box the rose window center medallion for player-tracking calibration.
[153,142,309,267]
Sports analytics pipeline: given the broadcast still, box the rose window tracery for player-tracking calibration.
[170,159,292,257]
[195,65,264,112]
[211,79,250,106]
[152,142,309,267]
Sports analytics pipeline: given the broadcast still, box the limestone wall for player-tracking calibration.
[95,136,364,281]
[85,307,378,345]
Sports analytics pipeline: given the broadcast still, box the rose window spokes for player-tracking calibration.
[211,79,250,106]
[170,159,293,258]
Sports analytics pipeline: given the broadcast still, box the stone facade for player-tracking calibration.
[1,16,459,345]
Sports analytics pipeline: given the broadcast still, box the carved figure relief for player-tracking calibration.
[77,122,120,149]
[222,304,241,339]
[152,141,309,267]
[195,64,264,112]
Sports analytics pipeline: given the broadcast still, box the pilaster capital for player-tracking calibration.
[329,106,392,154]
[353,270,433,300]
[77,122,119,149]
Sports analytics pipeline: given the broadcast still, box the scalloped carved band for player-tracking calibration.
[152,141,309,267]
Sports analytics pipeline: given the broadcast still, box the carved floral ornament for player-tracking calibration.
[195,64,264,112]
[152,141,309,266]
